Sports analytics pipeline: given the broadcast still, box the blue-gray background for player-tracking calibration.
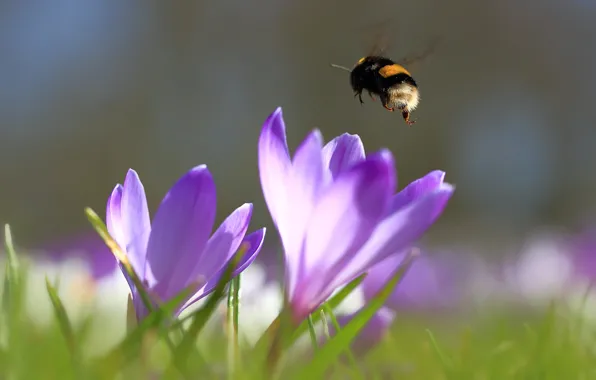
[1,0,595,253]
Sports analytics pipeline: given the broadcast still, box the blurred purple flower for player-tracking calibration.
[330,307,396,356]
[106,166,266,320]
[258,107,454,323]
[37,232,117,280]
[361,250,467,312]
[569,227,596,281]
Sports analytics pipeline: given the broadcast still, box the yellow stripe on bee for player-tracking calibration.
[378,64,411,78]
[357,57,367,65]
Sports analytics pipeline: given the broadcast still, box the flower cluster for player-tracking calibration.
[58,107,456,334]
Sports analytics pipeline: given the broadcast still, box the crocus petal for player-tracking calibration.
[230,228,267,276]
[284,130,325,293]
[106,184,137,293]
[188,203,254,287]
[106,184,124,244]
[389,170,446,214]
[120,169,152,279]
[341,183,454,281]
[145,165,217,300]
[258,108,291,230]
[180,228,266,311]
[322,133,365,179]
[290,151,396,320]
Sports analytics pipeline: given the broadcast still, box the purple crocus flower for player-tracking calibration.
[258,107,454,323]
[106,165,266,320]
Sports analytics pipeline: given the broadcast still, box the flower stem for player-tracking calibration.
[307,314,318,351]
[227,274,241,378]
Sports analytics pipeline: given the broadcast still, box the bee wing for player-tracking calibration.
[399,36,442,69]
[359,18,394,57]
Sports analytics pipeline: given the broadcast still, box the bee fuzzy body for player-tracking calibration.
[349,56,420,126]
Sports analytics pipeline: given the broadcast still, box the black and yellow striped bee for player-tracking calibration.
[332,33,437,127]
[348,56,419,126]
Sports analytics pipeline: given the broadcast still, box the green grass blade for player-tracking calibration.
[2,225,21,314]
[294,251,418,379]
[45,277,77,361]
[307,314,319,351]
[426,329,453,371]
[227,274,241,378]
[323,303,362,377]
[3,225,20,279]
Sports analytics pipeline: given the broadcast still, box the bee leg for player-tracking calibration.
[368,91,376,102]
[402,110,416,126]
[380,93,393,111]
[354,91,365,105]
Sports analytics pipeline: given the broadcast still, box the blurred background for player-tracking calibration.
[1,0,595,255]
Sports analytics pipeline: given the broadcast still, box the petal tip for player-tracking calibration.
[126,168,140,178]
[189,164,209,173]
[310,128,324,142]
[430,170,446,182]
[112,183,123,194]
[124,169,145,191]
[340,132,360,139]
[108,184,124,207]
[238,202,254,217]
[185,165,213,184]
[264,107,284,129]
[372,148,395,166]
[260,109,288,151]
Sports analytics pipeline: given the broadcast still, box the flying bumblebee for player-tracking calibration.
[331,34,437,126]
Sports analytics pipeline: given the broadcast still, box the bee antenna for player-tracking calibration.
[329,63,352,72]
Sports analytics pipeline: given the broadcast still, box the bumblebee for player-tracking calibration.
[331,28,437,126]
[332,56,419,126]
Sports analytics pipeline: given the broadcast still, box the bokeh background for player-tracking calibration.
[1,0,595,255]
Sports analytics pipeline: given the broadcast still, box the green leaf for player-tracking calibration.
[45,277,77,362]
[294,251,418,379]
